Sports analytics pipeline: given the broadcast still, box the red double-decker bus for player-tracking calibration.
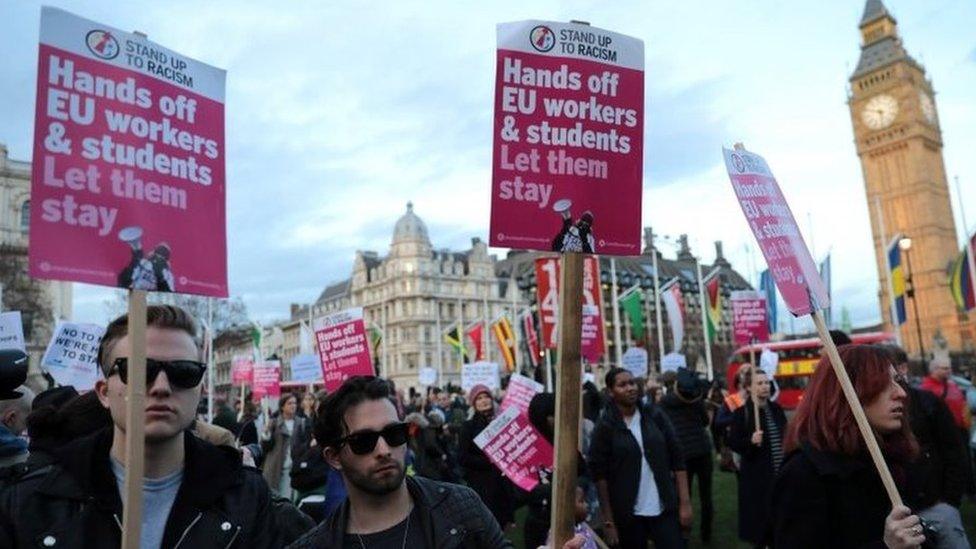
[727,332,896,410]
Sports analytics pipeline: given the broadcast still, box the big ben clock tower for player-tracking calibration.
[849,0,970,357]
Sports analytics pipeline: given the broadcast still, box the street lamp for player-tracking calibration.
[898,236,926,360]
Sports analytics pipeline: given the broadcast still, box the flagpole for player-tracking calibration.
[610,258,623,366]
[435,299,443,385]
[875,197,903,347]
[457,297,463,373]
[696,258,714,381]
[954,176,976,319]
[652,247,665,363]
[382,305,389,378]
[483,283,491,363]
[510,274,520,372]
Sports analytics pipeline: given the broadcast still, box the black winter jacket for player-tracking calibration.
[771,444,900,548]
[587,400,686,527]
[286,475,513,548]
[660,392,712,459]
[0,427,282,549]
[904,385,967,508]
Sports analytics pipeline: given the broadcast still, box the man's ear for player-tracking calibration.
[323,446,342,471]
[94,378,112,409]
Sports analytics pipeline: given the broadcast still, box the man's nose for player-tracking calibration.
[148,369,173,397]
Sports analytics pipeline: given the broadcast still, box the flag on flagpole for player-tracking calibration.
[619,287,645,342]
[886,237,909,323]
[492,315,517,372]
[250,321,263,361]
[949,241,976,312]
[704,269,722,344]
[759,269,778,334]
[660,278,684,352]
[520,310,541,367]
[299,321,314,355]
[819,253,832,327]
[445,326,469,363]
[466,323,485,361]
[368,322,383,356]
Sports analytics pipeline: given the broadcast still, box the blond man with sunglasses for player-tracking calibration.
[0,305,282,548]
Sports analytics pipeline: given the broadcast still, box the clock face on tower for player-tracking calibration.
[861,94,899,130]
[919,91,937,125]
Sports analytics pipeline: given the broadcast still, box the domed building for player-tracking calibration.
[306,202,518,389]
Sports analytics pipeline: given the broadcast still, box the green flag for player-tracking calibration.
[250,322,262,350]
[620,289,645,341]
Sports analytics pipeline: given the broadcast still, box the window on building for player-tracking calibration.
[20,200,30,234]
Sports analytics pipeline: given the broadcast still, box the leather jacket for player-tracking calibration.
[0,427,282,548]
[286,475,513,548]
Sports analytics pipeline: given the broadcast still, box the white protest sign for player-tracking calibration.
[622,347,649,378]
[290,353,323,383]
[661,352,687,373]
[462,361,501,392]
[759,348,779,377]
[419,367,438,386]
[0,312,26,352]
[42,321,106,390]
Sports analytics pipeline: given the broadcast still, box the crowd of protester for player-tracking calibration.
[0,304,974,548]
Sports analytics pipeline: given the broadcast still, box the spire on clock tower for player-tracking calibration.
[852,0,918,79]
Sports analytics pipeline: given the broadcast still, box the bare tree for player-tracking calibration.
[105,291,250,333]
[0,245,52,341]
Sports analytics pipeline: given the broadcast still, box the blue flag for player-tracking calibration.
[819,254,832,327]
[759,269,778,335]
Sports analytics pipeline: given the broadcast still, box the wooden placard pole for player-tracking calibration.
[121,289,147,549]
[811,308,903,508]
[551,252,585,548]
[749,344,761,432]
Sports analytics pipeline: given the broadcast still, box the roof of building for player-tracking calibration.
[852,35,916,78]
[316,279,351,303]
[392,202,430,246]
[860,0,893,27]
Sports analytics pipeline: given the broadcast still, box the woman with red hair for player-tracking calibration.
[770,345,926,548]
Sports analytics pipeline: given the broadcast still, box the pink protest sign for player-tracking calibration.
[474,406,554,492]
[730,291,769,346]
[313,307,374,392]
[534,256,605,360]
[29,7,227,296]
[501,373,544,415]
[490,21,644,255]
[724,147,829,315]
[231,356,253,385]
[251,361,281,401]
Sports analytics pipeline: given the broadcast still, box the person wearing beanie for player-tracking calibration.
[458,385,515,529]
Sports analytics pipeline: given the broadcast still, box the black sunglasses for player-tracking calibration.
[110,357,207,389]
[337,422,410,455]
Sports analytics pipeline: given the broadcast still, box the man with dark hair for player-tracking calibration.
[0,305,282,548]
[288,375,513,548]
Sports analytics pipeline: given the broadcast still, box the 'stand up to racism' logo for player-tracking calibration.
[529,25,555,52]
[85,30,120,60]
[731,153,746,173]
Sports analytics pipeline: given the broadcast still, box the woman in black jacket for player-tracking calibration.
[458,384,515,529]
[771,344,927,549]
[726,368,786,547]
[588,367,692,548]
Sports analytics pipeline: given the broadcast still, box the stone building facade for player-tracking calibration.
[0,143,72,387]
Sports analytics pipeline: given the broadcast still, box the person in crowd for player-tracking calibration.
[299,392,317,420]
[888,346,972,548]
[0,386,35,468]
[404,411,452,481]
[582,379,604,423]
[262,392,306,500]
[212,399,239,434]
[458,384,516,530]
[237,399,260,447]
[286,375,512,548]
[920,356,975,495]
[714,364,751,473]
[661,368,714,545]
[727,367,786,548]
[644,372,663,405]
[588,367,692,548]
[0,305,281,548]
[771,344,925,548]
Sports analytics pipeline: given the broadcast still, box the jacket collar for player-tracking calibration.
[40,427,244,510]
[325,475,448,545]
[800,442,868,479]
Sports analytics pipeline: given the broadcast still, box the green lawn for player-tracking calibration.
[511,464,976,548]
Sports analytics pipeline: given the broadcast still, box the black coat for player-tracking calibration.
[726,399,786,545]
[904,386,968,508]
[458,412,515,527]
[660,392,712,459]
[0,427,282,549]
[771,444,897,548]
[286,475,513,548]
[587,400,685,528]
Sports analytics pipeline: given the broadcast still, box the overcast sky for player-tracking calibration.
[3,1,975,332]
